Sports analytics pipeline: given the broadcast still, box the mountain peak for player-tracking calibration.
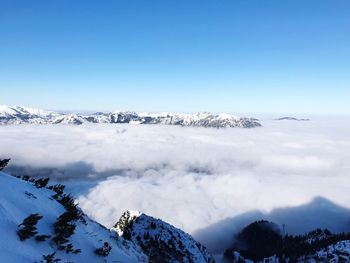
[113,210,215,263]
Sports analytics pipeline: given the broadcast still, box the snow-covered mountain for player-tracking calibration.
[0,105,261,128]
[0,170,215,262]
[0,171,147,262]
[113,210,215,263]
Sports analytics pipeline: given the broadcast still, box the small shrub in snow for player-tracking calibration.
[57,194,77,211]
[25,191,37,199]
[52,212,77,249]
[65,243,81,254]
[17,213,43,241]
[56,194,85,224]
[35,234,51,242]
[17,175,35,182]
[16,175,50,190]
[52,208,83,253]
[41,252,61,263]
[94,242,112,257]
[47,184,65,199]
[34,177,50,188]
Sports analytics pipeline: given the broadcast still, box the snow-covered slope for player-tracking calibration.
[0,171,216,262]
[0,105,261,128]
[0,105,58,125]
[312,240,350,262]
[0,171,147,262]
[114,210,215,263]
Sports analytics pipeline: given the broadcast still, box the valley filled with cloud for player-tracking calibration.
[1,118,350,251]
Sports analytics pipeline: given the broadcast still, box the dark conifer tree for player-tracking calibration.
[34,177,50,188]
[94,242,112,257]
[0,158,10,171]
[17,213,43,241]
[52,211,77,249]
[42,252,61,263]
[47,184,65,199]
[35,235,51,242]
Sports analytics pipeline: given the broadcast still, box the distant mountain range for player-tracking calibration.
[0,105,261,128]
[275,117,310,121]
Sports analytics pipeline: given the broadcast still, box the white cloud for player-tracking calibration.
[1,118,350,251]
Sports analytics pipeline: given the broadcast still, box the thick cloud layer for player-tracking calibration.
[1,118,350,251]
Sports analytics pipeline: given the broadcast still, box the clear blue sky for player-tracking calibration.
[1,0,349,114]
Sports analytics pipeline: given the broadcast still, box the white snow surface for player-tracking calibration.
[312,240,350,262]
[0,172,147,263]
[0,105,18,115]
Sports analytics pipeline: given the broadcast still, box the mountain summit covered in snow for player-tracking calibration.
[114,210,215,263]
[0,105,261,128]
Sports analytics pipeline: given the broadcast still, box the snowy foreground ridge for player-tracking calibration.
[0,171,146,263]
[0,105,261,128]
[0,171,213,262]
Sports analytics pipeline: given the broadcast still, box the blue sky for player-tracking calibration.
[1,0,349,114]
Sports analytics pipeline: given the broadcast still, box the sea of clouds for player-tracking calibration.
[1,117,350,252]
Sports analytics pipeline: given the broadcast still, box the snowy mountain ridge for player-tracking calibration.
[114,210,215,263]
[0,170,215,262]
[0,105,261,128]
[0,171,147,263]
